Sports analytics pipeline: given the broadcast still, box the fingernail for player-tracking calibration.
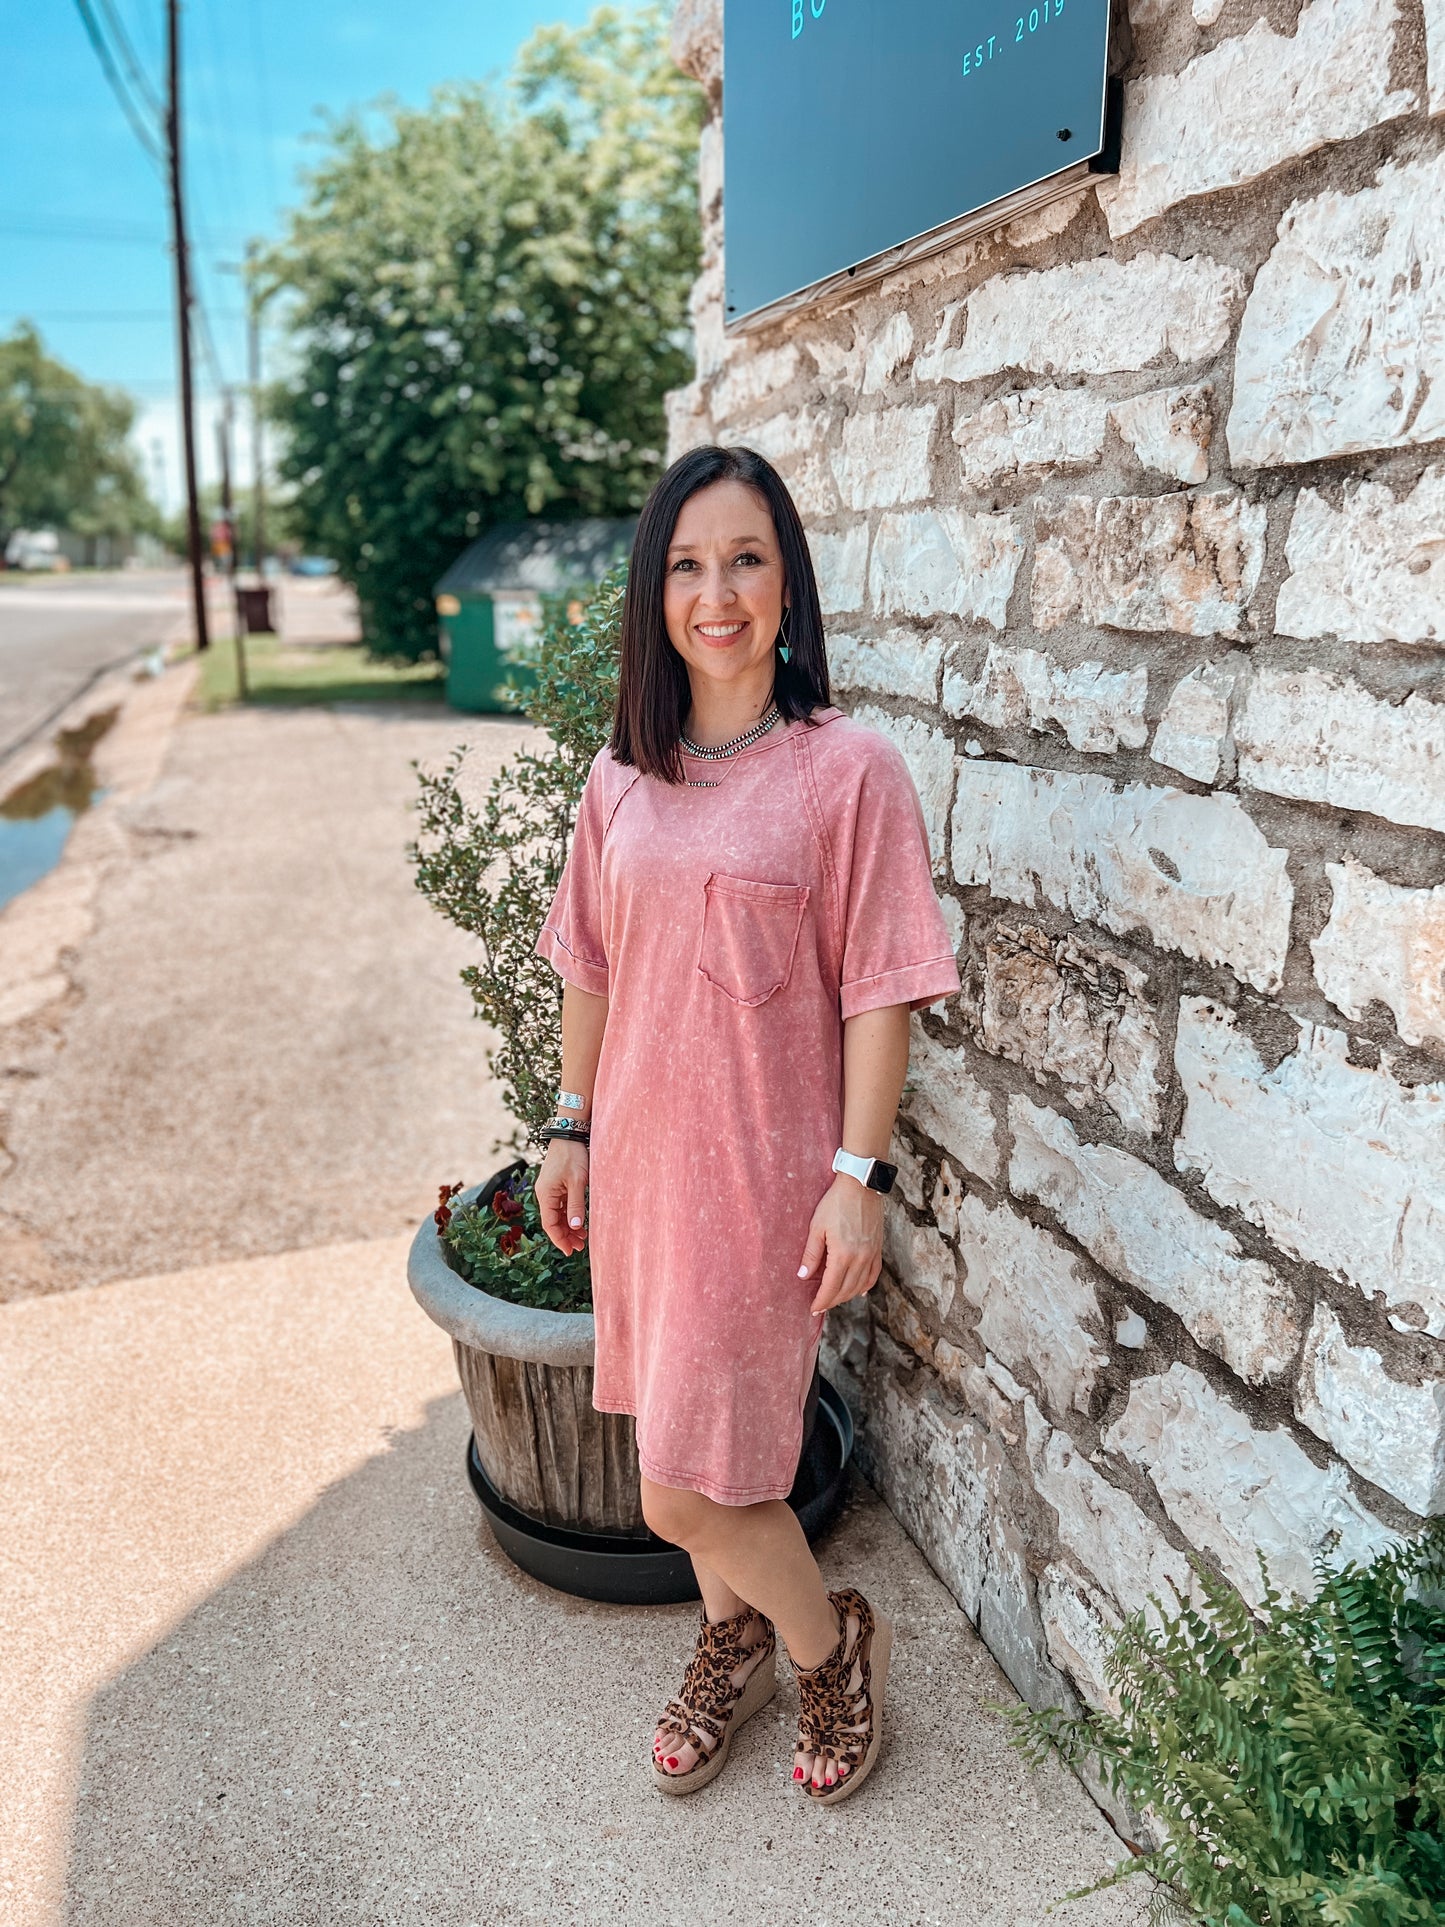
[797,1266,809,1278]
[570,1217,582,1227]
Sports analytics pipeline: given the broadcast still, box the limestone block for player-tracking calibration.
[914,252,1243,384]
[711,343,802,423]
[1104,1364,1396,1604]
[869,508,1023,627]
[1192,0,1225,22]
[828,631,943,705]
[1032,491,1266,638]
[1010,1097,1300,1385]
[1038,1564,1124,1715]
[963,923,1163,1135]
[1314,859,1445,1050]
[1228,153,1445,468]
[1150,658,1242,785]
[904,1019,1001,1182]
[810,524,869,615]
[952,387,1109,490]
[882,1208,958,1322]
[1275,469,1445,646]
[834,405,937,510]
[670,0,722,88]
[1237,669,1445,835]
[1023,1399,1195,1616]
[888,1127,928,1211]
[851,704,955,877]
[698,116,722,213]
[876,1272,939,1364]
[1174,998,1445,1338]
[723,409,837,518]
[931,1159,961,1241]
[945,643,1148,755]
[664,383,714,464]
[1102,0,1416,239]
[957,1193,1107,1416]
[1109,385,1214,486]
[868,1343,1059,1709]
[1430,0,1445,113]
[1295,1304,1445,1516]
[689,250,726,379]
[952,763,1295,993]
[862,312,914,395]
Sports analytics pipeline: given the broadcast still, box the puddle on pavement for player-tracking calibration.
[0,708,117,912]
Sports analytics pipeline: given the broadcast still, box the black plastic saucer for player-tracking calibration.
[465,1377,855,1605]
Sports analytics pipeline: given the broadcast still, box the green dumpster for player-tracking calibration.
[434,517,636,716]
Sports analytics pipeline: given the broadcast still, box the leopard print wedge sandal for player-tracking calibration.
[651,1604,777,1796]
[791,1586,893,1806]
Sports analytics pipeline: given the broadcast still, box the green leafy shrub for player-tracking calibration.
[434,1171,590,1314]
[1008,1527,1445,1925]
[410,562,624,1309]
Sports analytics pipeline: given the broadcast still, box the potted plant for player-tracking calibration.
[407,570,850,1603]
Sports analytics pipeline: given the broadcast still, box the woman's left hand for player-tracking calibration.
[797,1175,885,1316]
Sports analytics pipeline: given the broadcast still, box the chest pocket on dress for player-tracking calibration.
[698,873,809,1007]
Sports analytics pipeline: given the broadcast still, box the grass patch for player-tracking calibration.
[191,630,446,711]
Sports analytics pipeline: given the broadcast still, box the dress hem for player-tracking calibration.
[593,1397,802,1506]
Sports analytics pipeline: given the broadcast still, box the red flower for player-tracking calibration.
[497,1226,522,1258]
[433,1181,463,1231]
[492,1189,524,1222]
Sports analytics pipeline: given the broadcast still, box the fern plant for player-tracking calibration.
[1008,1526,1445,1926]
[410,562,624,1161]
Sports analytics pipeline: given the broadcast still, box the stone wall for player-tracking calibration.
[668,0,1445,1733]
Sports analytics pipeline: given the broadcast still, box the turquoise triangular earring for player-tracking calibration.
[777,608,792,665]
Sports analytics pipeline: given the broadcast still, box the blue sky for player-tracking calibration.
[3,1,641,509]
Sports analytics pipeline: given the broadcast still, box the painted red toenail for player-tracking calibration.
[665,1757,679,1769]
[793,1767,804,1779]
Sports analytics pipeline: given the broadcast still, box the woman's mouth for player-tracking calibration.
[695,621,749,648]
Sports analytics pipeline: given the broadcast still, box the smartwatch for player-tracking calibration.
[832,1146,898,1194]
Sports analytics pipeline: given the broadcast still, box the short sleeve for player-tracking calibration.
[837,742,961,1021]
[535,755,610,997]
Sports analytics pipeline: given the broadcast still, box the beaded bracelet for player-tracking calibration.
[538,1122,590,1147]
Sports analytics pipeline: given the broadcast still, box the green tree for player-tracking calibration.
[0,325,156,553]
[264,4,700,661]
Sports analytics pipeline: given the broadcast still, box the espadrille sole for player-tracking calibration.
[651,1649,778,1796]
[803,1610,892,1807]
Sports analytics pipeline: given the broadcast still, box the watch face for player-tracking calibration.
[866,1159,898,1194]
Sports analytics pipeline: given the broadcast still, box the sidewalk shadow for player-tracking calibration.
[58,1391,1144,1927]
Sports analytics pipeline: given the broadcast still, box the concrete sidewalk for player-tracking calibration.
[0,1240,1149,1927]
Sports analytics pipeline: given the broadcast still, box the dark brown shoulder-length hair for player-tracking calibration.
[610,444,832,783]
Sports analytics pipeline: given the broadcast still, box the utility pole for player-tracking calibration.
[166,0,208,650]
[245,238,267,583]
[215,393,247,697]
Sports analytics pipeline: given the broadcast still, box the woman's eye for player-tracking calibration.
[733,551,763,566]
[669,557,696,572]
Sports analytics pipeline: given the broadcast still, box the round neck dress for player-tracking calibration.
[534,703,962,1505]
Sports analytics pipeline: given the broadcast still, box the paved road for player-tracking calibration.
[0,570,194,764]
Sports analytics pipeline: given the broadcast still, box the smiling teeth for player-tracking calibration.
[698,624,746,636]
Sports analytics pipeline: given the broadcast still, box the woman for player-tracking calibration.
[533,444,961,1804]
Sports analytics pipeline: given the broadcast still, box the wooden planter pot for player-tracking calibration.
[407,1159,852,1604]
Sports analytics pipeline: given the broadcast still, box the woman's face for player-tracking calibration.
[662,479,788,692]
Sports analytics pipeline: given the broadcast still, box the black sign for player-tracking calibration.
[724,0,1114,327]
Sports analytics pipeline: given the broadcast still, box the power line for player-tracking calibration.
[69,0,165,172]
[93,0,164,123]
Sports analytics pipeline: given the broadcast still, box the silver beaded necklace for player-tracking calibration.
[680,701,781,786]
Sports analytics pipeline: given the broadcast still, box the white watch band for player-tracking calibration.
[832,1147,875,1186]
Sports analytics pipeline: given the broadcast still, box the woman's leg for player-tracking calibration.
[643,1478,862,1789]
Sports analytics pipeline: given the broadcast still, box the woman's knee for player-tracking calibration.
[639,1476,716,1548]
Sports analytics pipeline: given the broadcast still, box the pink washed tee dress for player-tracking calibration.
[534,704,962,1505]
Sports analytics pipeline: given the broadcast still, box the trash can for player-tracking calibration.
[437,593,537,715]
[235,585,275,635]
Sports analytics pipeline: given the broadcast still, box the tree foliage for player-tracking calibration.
[1009,1528,1445,1926]
[0,325,155,550]
[409,562,622,1221]
[264,5,700,660]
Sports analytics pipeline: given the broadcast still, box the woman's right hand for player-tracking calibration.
[536,1140,590,1255]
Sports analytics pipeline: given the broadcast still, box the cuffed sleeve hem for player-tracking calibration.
[535,924,609,997]
[839,955,961,1021]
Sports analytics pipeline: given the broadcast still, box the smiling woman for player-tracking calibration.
[531,443,963,1804]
